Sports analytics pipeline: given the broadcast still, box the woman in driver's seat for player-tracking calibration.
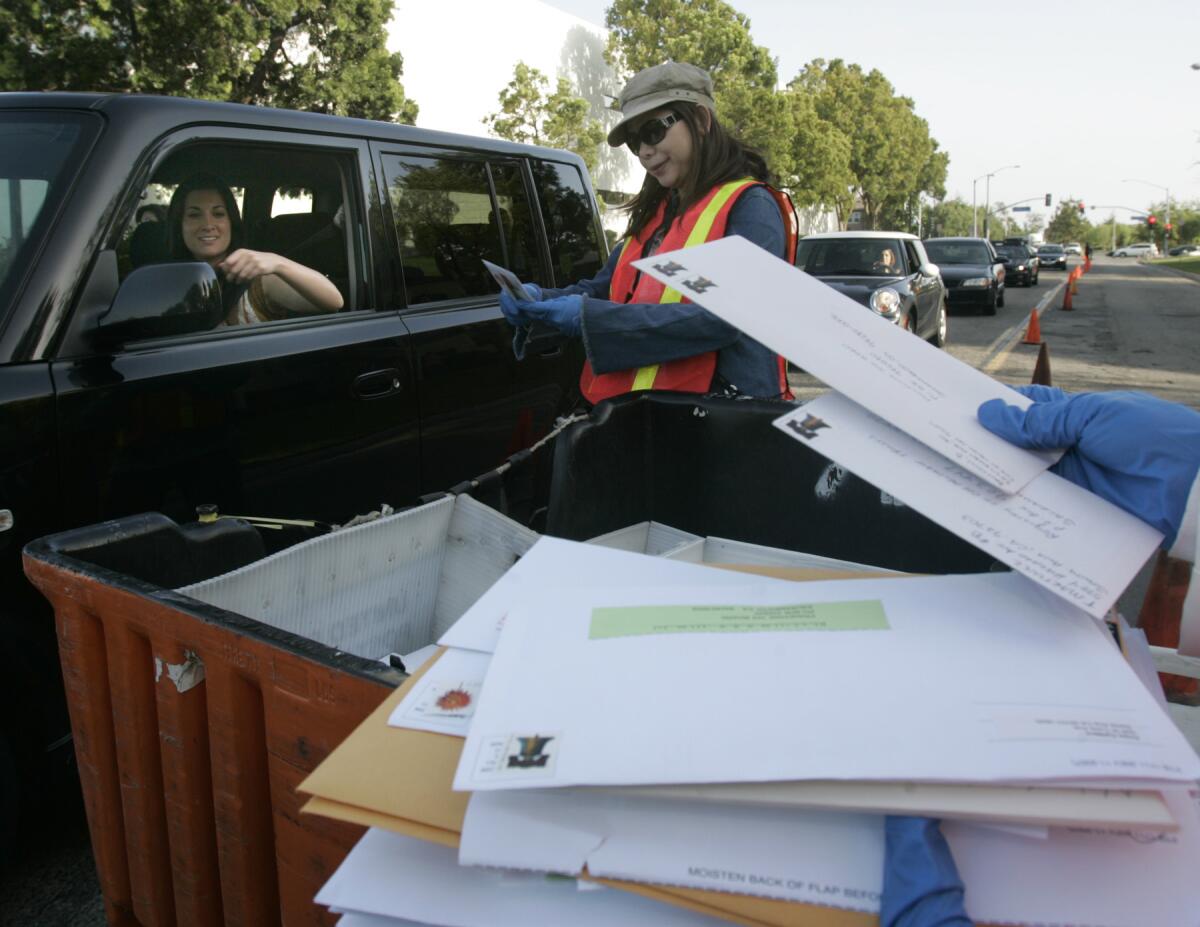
[167,173,343,326]
[873,246,898,274]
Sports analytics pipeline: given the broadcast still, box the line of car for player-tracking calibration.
[794,231,1077,349]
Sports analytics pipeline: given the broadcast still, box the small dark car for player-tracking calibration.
[1037,243,1069,270]
[922,237,1006,315]
[995,243,1040,286]
[795,232,948,347]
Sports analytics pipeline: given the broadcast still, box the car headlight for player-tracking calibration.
[961,277,991,287]
[869,287,901,315]
[1016,264,1026,271]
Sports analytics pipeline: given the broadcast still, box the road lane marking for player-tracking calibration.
[981,281,1067,375]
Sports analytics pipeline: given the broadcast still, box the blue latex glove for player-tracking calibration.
[509,293,583,337]
[497,284,543,326]
[881,816,973,927]
[978,386,1200,546]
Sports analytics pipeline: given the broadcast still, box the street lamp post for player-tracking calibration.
[983,164,1019,240]
[1123,178,1171,253]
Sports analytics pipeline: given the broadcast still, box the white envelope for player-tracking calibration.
[460,785,1200,927]
[774,391,1164,619]
[316,827,729,927]
[437,535,798,655]
[454,573,1200,791]
[633,235,1060,493]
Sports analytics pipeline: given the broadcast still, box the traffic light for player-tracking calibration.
[1077,202,1085,215]
[1147,215,1158,227]
[1045,194,1052,206]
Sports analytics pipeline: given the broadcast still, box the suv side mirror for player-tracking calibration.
[96,262,224,342]
[920,262,939,278]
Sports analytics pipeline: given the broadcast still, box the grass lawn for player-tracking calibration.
[1151,256,1200,274]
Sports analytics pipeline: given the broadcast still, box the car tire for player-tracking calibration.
[927,299,948,349]
[997,286,1005,308]
[983,291,997,316]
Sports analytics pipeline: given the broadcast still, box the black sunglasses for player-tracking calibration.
[626,112,681,153]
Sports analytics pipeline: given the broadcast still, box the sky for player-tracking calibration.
[543,0,1200,228]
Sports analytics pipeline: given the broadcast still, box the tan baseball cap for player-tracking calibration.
[607,61,716,147]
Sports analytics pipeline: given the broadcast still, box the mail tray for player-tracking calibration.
[547,392,996,575]
[21,494,536,927]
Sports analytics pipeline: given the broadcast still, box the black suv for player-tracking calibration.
[0,93,599,831]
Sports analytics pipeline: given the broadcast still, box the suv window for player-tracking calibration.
[530,161,604,284]
[0,112,100,312]
[381,153,540,305]
[117,142,355,325]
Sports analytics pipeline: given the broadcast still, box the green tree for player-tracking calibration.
[1045,199,1092,243]
[603,0,793,182]
[783,91,854,213]
[0,0,417,122]
[483,62,606,174]
[789,59,947,230]
[923,198,976,238]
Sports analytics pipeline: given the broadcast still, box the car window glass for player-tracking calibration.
[381,154,510,304]
[0,112,100,313]
[530,160,603,284]
[923,241,992,264]
[795,238,904,276]
[118,142,354,329]
[903,241,923,271]
[487,161,542,284]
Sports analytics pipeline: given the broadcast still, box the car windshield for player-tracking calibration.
[0,112,100,311]
[795,238,906,276]
[1039,245,1064,254]
[922,241,993,265]
[995,246,1025,259]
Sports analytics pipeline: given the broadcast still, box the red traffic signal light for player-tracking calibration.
[1147,215,1158,226]
[1166,222,1173,231]
[1077,202,1085,214]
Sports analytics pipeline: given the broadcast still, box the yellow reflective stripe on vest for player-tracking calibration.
[631,178,756,391]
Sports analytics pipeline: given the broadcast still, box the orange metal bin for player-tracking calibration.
[23,514,398,927]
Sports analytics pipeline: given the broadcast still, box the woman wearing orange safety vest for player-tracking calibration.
[500,61,798,402]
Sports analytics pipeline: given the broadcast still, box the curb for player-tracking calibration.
[1146,263,1200,285]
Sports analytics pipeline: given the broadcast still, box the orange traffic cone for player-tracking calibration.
[1031,342,1052,385]
[1062,282,1074,311]
[1069,271,1079,296]
[1022,308,1042,344]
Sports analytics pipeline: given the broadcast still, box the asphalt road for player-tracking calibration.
[5,255,1198,925]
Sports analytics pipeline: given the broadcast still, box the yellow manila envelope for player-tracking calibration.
[298,650,875,927]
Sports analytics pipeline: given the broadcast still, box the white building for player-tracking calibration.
[387,0,639,237]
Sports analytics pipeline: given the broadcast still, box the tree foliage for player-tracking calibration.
[923,198,976,238]
[603,0,794,186]
[483,62,607,174]
[0,0,417,122]
[790,59,946,230]
[1045,199,1093,244]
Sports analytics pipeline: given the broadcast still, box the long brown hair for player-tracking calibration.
[621,102,769,239]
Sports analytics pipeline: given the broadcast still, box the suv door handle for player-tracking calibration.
[353,368,403,399]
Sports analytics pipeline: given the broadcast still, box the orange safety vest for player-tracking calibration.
[580,178,794,403]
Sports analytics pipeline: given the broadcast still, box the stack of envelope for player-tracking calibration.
[300,538,1200,927]
[301,236,1200,926]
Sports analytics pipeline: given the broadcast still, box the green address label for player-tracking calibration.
[589,601,889,639]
